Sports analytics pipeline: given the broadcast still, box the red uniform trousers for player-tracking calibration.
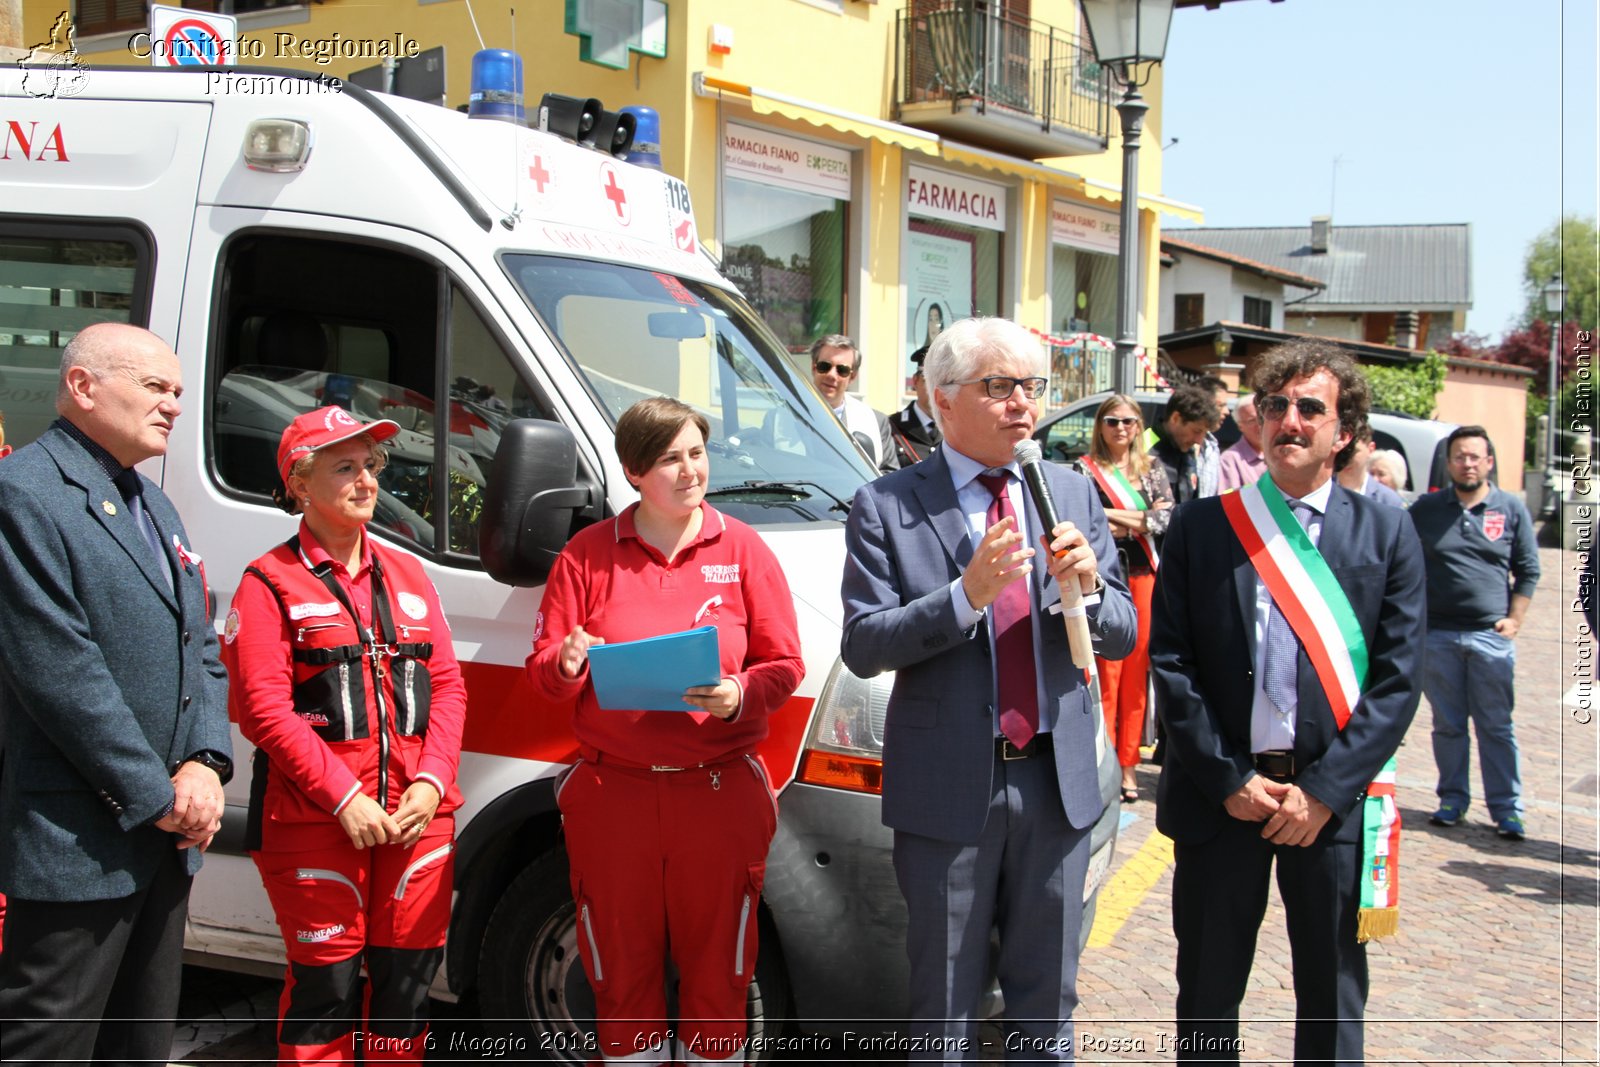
[252,820,454,1065]
[558,753,778,1065]
[1097,568,1155,769]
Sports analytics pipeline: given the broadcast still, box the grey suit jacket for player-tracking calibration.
[1150,483,1425,845]
[0,425,231,901]
[841,448,1137,843]
[1362,476,1406,509]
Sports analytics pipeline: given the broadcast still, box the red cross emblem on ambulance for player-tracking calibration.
[1482,510,1506,541]
[599,161,631,226]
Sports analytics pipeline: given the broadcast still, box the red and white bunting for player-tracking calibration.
[1023,326,1169,388]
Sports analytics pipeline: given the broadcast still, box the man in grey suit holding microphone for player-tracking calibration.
[842,316,1135,1060]
[0,323,232,1062]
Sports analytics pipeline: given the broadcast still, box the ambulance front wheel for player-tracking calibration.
[478,847,791,1063]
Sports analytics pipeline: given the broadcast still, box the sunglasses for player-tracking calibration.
[1102,415,1139,428]
[1261,395,1330,421]
[953,375,1049,400]
[814,360,857,379]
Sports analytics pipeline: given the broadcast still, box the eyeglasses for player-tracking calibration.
[1102,415,1139,428]
[953,376,1049,400]
[1260,395,1330,421]
[813,360,856,379]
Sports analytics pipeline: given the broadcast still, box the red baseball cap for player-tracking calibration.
[277,406,401,485]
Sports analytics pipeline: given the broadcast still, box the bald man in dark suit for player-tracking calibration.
[0,323,232,1063]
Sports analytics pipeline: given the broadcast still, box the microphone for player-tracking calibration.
[1014,439,1095,668]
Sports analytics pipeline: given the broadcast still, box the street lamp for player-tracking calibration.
[1078,0,1176,396]
[1542,273,1567,516]
[1212,326,1234,362]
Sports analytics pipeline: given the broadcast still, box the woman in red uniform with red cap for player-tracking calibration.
[222,406,467,1064]
[530,396,804,1065]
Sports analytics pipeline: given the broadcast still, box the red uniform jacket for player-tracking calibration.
[223,526,467,851]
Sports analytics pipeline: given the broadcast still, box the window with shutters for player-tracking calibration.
[74,0,147,38]
[1242,295,1272,328]
[1174,293,1204,332]
[74,1,290,39]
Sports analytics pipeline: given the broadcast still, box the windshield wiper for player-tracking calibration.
[704,480,851,514]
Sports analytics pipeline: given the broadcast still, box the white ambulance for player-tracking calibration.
[0,64,1120,1054]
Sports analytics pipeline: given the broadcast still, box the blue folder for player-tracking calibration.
[586,625,722,712]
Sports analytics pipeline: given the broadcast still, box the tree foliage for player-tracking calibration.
[1364,351,1448,419]
[1443,320,1590,398]
[1521,215,1597,334]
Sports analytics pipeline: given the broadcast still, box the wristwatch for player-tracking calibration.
[184,750,234,785]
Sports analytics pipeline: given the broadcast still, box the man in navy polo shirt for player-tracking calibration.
[1409,425,1541,840]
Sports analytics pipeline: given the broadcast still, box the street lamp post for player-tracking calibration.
[1078,0,1176,397]
[1542,273,1568,516]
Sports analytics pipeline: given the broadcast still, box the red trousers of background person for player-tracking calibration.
[1097,570,1155,769]
[558,752,779,1064]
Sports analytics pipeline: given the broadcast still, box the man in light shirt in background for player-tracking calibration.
[1217,394,1267,491]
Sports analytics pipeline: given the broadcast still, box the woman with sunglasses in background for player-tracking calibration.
[1075,395,1173,802]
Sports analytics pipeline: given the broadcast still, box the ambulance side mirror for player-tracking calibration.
[481,419,593,587]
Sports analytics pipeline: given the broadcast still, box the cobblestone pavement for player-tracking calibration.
[1069,544,1599,1065]
[174,544,1599,1065]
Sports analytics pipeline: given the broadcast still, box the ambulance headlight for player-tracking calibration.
[796,658,890,795]
[243,119,312,172]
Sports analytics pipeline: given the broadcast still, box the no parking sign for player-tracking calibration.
[148,4,237,67]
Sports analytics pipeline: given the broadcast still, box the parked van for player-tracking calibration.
[0,65,1120,1055]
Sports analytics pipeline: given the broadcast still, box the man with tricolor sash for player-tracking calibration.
[1150,340,1425,1066]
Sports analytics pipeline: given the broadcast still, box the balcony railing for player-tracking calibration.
[894,1,1114,156]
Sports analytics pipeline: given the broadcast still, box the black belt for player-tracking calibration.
[1254,750,1297,782]
[996,734,1050,761]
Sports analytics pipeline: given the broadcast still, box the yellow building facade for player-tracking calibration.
[22,0,1189,414]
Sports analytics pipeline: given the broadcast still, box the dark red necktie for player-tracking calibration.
[977,472,1039,749]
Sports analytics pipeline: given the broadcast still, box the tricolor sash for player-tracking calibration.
[1080,457,1159,569]
[1221,474,1400,942]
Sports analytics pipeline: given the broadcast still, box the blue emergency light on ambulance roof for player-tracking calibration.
[468,49,525,123]
[619,106,661,170]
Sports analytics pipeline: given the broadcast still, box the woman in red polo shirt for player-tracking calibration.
[529,396,804,1065]
[222,406,467,1064]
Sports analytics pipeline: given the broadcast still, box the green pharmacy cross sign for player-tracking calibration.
[565,0,668,70]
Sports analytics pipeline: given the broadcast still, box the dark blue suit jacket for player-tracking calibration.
[1150,482,1425,845]
[0,425,231,901]
[841,448,1137,843]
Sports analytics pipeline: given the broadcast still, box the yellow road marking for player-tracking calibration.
[1087,827,1174,949]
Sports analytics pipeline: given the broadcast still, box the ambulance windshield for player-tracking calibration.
[505,255,875,525]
